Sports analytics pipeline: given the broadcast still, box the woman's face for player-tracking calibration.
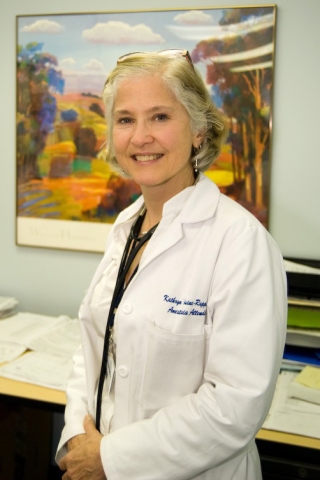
[112,74,202,197]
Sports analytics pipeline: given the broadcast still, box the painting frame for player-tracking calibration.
[16,5,276,252]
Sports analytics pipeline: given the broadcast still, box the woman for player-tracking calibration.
[57,50,287,480]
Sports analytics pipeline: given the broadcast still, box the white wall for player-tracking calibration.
[0,0,319,317]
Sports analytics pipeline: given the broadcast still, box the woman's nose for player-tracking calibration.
[131,121,153,146]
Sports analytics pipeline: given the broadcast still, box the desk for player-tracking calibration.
[1,377,320,480]
[256,427,320,450]
[1,376,320,447]
[0,375,66,406]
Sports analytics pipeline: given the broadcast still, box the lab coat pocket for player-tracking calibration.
[140,321,205,411]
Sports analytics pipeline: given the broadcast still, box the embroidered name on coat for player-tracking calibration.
[163,294,207,316]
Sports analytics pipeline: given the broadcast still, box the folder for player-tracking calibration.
[287,306,320,329]
[288,366,320,405]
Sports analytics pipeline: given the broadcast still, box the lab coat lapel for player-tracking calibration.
[137,174,220,271]
[142,218,184,267]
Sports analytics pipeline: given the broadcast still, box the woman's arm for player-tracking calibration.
[56,343,89,464]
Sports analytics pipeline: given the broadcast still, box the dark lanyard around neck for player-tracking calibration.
[96,207,158,432]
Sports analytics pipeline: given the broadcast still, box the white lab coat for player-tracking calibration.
[57,174,287,480]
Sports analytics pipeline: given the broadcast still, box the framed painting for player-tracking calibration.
[16,6,276,252]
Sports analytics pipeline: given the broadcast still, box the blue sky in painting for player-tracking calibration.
[17,9,224,94]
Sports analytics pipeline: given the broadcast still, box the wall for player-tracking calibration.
[0,0,319,317]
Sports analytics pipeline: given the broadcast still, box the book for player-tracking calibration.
[288,366,320,405]
[286,328,320,348]
[287,305,320,329]
[283,345,320,367]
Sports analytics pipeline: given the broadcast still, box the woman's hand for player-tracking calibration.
[59,415,106,479]
[67,433,87,452]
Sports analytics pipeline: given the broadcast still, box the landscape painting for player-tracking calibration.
[16,6,276,252]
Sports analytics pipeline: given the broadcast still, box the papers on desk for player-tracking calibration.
[284,259,320,275]
[263,370,320,439]
[0,351,73,391]
[0,312,81,391]
[288,366,320,405]
[0,341,26,363]
[0,312,81,354]
[0,296,19,319]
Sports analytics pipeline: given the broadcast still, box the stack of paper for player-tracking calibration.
[0,312,81,391]
[286,328,320,349]
[288,365,320,405]
[0,296,19,319]
[284,259,320,276]
[263,370,320,439]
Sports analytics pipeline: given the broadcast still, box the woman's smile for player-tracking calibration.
[133,154,163,162]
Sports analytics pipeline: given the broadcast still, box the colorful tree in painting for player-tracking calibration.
[192,7,274,223]
[17,42,65,180]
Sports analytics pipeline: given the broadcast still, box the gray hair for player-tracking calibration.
[102,52,228,174]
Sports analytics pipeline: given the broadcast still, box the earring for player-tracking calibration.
[194,144,202,173]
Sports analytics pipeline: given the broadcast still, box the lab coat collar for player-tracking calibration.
[164,173,220,224]
[116,173,220,227]
[115,174,220,276]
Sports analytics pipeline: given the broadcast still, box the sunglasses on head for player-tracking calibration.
[117,49,194,68]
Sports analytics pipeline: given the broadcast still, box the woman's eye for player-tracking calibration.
[118,117,132,124]
[155,113,168,121]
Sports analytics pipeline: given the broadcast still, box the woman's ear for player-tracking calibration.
[193,130,205,150]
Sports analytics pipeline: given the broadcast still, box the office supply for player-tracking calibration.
[0,312,80,390]
[0,312,80,356]
[283,344,320,367]
[288,296,320,308]
[284,259,320,276]
[262,370,320,439]
[286,327,320,348]
[0,351,73,391]
[0,341,26,363]
[288,365,320,405]
[0,296,19,318]
[26,315,81,357]
[287,305,320,329]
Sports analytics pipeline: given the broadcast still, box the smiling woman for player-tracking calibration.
[111,74,200,200]
[103,51,227,179]
[56,50,287,480]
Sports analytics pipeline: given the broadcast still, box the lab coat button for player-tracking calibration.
[117,365,129,378]
[122,304,133,314]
